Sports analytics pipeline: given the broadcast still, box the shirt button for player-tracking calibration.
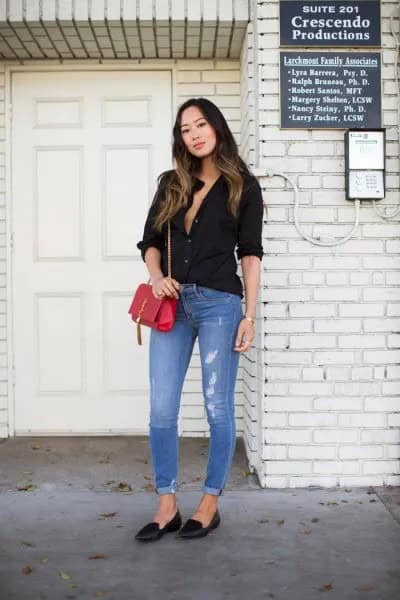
[184,258,188,263]
[187,238,191,243]
[194,219,198,223]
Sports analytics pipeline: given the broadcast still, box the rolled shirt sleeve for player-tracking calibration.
[136,185,165,262]
[236,177,264,261]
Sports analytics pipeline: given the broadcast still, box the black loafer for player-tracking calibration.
[178,509,220,539]
[135,509,182,542]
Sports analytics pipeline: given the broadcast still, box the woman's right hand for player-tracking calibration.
[151,275,181,299]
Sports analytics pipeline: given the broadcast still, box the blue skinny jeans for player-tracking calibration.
[148,283,243,497]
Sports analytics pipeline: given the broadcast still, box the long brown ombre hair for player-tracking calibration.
[152,98,253,232]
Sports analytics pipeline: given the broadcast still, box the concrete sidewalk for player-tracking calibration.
[0,437,399,600]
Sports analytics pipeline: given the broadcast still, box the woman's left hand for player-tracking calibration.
[234,319,255,353]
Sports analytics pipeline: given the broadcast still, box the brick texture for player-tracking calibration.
[256,0,400,488]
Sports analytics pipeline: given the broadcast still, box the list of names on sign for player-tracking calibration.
[280,52,381,129]
[280,1,381,47]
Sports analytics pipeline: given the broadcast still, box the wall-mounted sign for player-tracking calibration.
[280,1,381,47]
[280,52,381,129]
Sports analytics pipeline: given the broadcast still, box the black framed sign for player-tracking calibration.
[280,1,381,47]
[280,52,382,129]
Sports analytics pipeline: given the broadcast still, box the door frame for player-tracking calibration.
[5,62,177,437]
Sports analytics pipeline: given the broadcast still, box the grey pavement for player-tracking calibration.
[0,437,399,600]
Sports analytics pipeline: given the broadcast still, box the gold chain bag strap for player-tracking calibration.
[145,220,172,282]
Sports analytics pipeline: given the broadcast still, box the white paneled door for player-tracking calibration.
[12,70,172,433]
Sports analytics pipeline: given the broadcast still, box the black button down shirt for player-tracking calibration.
[136,172,264,298]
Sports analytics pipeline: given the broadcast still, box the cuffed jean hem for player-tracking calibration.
[156,488,176,496]
[155,486,178,495]
[202,485,224,496]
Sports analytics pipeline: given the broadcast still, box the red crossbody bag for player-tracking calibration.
[128,221,177,345]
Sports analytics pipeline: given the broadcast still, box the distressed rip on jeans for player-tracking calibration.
[148,283,243,497]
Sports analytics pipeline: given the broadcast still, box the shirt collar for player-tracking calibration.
[192,174,225,192]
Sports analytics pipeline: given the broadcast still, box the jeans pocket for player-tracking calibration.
[196,286,232,302]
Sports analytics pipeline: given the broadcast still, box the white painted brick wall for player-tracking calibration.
[256,0,400,488]
[239,18,266,476]
[0,62,6,438]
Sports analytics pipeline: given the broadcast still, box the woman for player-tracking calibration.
[135,98,264,541]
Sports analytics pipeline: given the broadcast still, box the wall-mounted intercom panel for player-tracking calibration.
[345,129,386,200]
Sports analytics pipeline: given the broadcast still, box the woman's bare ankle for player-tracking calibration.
[158,493,177,511]
[153,494,178,526]
[199,492,218,507]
